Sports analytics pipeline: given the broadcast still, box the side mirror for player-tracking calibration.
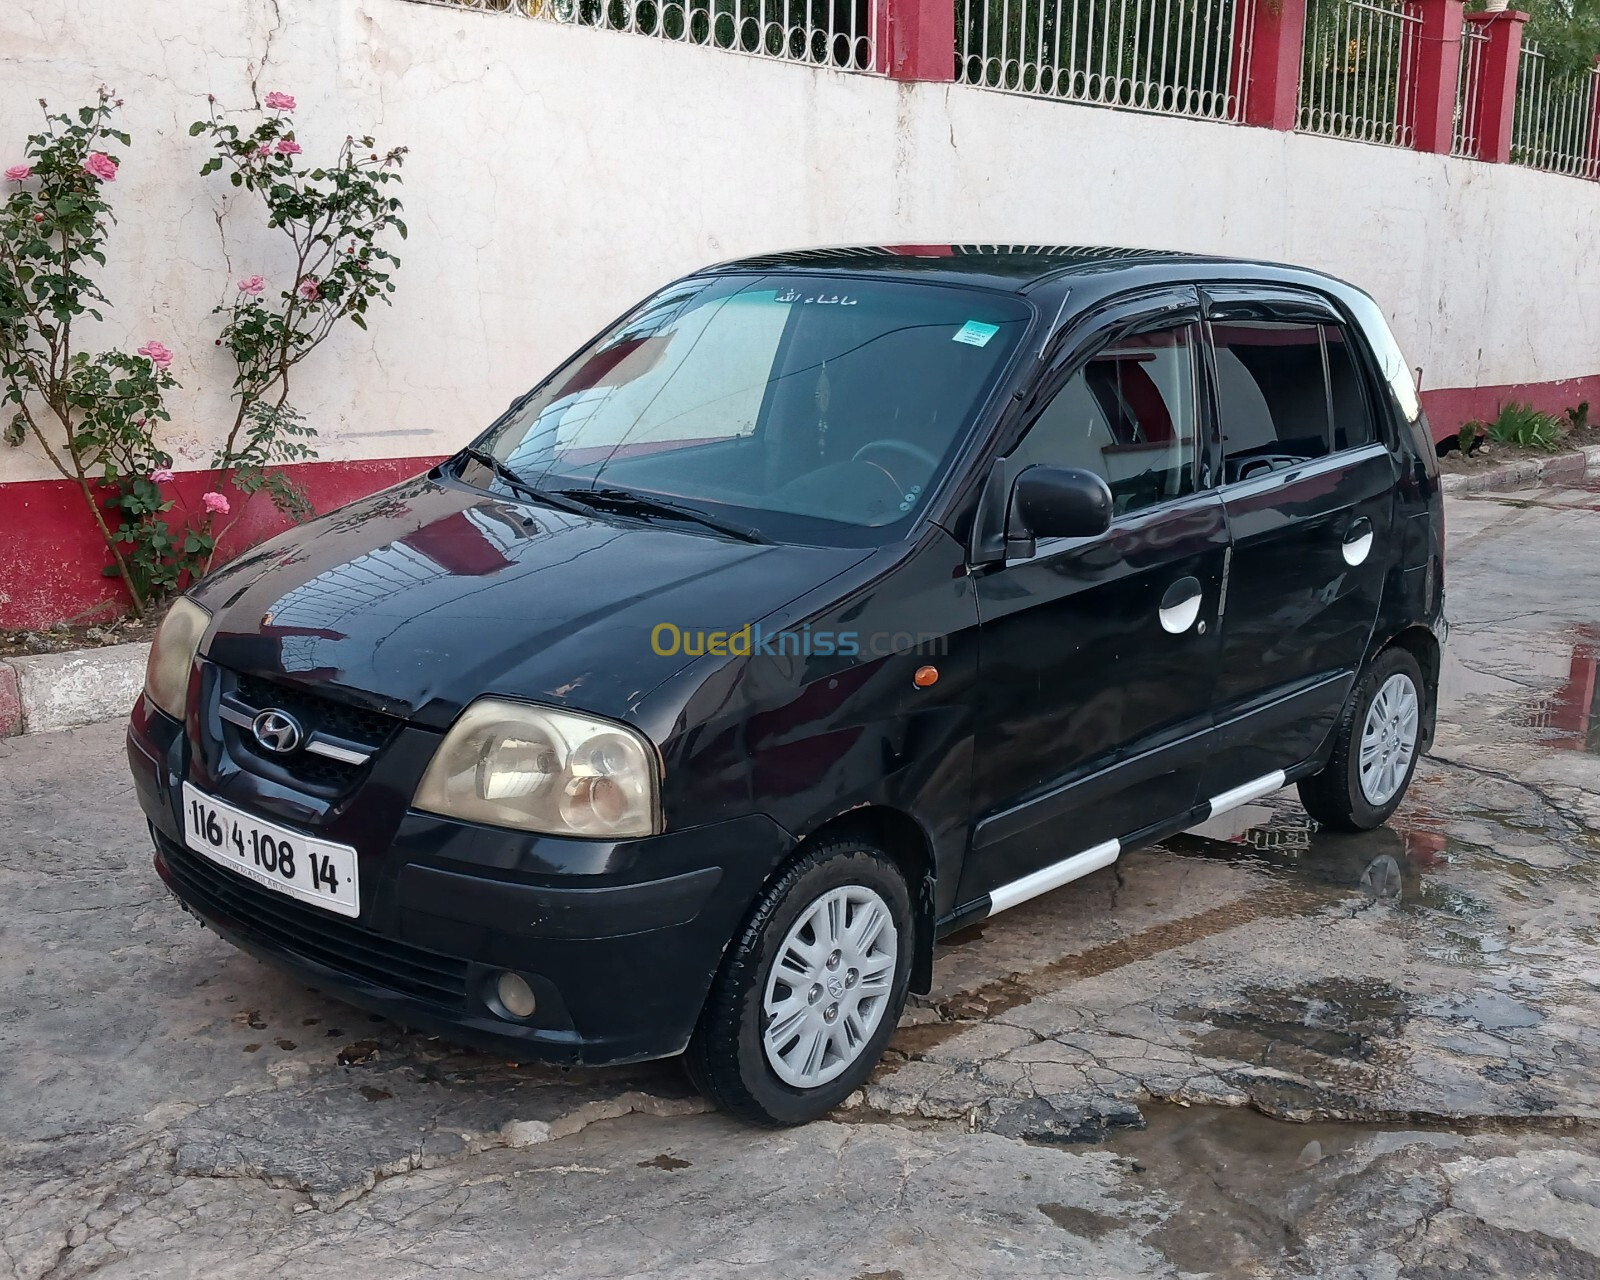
[1007,465,1113,556]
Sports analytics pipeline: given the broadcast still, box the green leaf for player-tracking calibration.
[188,121,207,136]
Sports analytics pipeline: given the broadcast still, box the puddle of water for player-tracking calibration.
[1432,990,1543,1031]
[1107,1103,1464,1276]
[1174,977,1411,1083]
[1511,634,1600,756]
[1165,802,1448,909]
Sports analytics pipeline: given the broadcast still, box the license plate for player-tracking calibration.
[182,782,360,918]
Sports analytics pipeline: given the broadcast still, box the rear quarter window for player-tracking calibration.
[1341,292,1438,479]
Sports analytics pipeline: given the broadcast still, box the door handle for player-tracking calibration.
[1342,517,1374,566]
[1158,576,1203,634]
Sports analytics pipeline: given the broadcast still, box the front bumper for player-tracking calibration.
[130,688,793,1065]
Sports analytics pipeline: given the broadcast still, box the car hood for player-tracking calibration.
[194,474,870,727]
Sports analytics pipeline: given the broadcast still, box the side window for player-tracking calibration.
[1013,321,1198,516]
[1211,321,1331,481]
[1324,324,1376,451]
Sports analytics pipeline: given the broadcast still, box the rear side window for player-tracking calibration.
[1212,321,1330,479]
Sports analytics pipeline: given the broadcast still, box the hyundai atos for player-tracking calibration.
[129,245,1445,1124]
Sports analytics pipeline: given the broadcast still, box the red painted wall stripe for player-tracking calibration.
[1419,373,1600,443]
[1,456,439,630]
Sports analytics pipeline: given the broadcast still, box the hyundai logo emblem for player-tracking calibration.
[251,708,304,755]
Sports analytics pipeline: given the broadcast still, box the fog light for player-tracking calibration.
[496,971,538,1020]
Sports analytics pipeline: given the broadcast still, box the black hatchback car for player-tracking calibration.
[129,246,1444,1124]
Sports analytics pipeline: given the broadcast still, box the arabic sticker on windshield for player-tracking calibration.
[953,320,1000,347]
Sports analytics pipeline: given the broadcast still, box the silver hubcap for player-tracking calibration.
[1359,673,1420,806]
[762,885,898,1089]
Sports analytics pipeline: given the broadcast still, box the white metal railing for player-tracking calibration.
[432,0,878,70]
[1451,19,1488,157]
[1512,43,1600,179]
[955,0,1259,122]
[1298,0,1422,147]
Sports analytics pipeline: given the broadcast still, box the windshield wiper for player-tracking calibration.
[458,448,595,517]
[558,487,771,545]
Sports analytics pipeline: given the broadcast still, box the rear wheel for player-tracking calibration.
[685,836,912,1126]
[1298,647,1425,832]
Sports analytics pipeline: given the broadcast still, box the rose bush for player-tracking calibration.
[0,89,191,613]
[1,86,409,618]
[188,91,406,561]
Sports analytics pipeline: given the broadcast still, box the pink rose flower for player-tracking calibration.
[297,276,320,301]
[150,468,175,484]
[4,165,31,182]
[83,152,118,182]
[256,144,271,159]
[264,92,297,111]
[202,491,231,515]
[275,139,301,156]
[137,340,174,369]
[238,275,266,296]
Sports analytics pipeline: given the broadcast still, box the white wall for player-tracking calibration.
[3,0,1597,486]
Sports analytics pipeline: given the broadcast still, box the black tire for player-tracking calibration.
[685,835,913,1126]
[1298,647,1426,832]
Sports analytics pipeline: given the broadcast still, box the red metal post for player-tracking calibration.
[1465,9,1528,163]
[875,0,956,81]
[1411,0,1466,154]
[1234,0,1310,130]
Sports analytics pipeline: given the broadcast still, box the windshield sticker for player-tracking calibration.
[775,287,858,305]
[953,320,1000,347]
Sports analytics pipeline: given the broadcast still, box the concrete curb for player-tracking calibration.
[1441,443,1600,495]
[0,641,150,738]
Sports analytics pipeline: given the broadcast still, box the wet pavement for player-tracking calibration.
[5,482,1600,1277]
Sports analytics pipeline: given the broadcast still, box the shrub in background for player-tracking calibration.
[189,92,407,569]
[1482,402,1565,452]
[0,90,206,615]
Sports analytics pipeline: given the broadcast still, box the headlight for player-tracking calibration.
[413,699,661,839]
[143,597,211,721]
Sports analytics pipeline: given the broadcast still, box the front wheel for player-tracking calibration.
[685,837,912,1126]
[1298,647,1425,832]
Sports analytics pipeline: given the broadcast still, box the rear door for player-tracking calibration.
[1199,286,1396,795]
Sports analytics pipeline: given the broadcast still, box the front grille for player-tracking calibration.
[234,673,398,746]
[226,672,401,794]
[157,832,470,1009]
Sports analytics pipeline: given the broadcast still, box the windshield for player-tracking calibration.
[474,273,1032,545]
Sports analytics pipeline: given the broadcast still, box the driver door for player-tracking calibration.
[961,292,1228,905]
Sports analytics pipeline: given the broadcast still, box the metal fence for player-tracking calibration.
[434,0,878,70]
[1451,18,1488,157]
[1512,43,1600,178]
[1297,0,1422,147]
[954,0,1259,122]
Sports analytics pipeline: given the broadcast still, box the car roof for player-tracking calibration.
[701,244,1362,302]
